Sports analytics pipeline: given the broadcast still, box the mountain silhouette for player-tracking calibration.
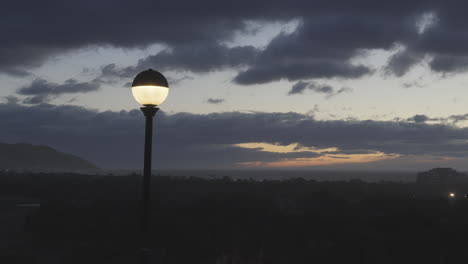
[0,143,99,172]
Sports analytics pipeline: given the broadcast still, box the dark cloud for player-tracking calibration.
[206,98,225,104]
[429,55,468,73]
[448,114,468,123]
[99,64,135,82]
[17,78,100,104]
[1,103,468,169]
[95,43,259,84]
[67,96,79,103]
[5,1,468,88]
[22,95,52,105]
[234,57,371,85]
[18,79,100,96]
[407,114,459,124]
[289,81,310,95]
[168,76,194,86]
[233,11,419,84]
[385,49,423,76]
[0,1,434,81]
[324,149,380,155]
[0,104,324,169]
[0,46,62,77]
[384,5,468,75]
[407,114,430,123]
[135,43,258,73]
[95,64,137,87]
[402,81,426,89]
[0,1,252,74]
[288,81,351,98]
[3,95,19,105]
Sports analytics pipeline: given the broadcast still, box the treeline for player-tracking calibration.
[1,172,468,263]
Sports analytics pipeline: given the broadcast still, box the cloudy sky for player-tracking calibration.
[3,0,468,170]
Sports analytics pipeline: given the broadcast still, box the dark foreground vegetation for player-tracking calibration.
[1,171,468,264]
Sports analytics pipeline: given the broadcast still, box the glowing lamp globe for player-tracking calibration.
[131,69,169,106]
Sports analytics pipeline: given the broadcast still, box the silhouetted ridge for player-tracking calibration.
[0,142,99,172]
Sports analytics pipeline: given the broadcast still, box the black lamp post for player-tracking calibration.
[131,69,169,263]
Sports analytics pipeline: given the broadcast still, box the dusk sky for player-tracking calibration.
[3,0,468,170]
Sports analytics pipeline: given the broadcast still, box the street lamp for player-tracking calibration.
[131,69,169,263]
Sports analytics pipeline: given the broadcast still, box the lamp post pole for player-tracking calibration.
[131,68,169,264]
[140,105,159,264]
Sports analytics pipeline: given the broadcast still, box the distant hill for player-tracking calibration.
[0,143,99,172]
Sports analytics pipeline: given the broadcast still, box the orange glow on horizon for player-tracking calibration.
[234,142,337,153]
[234,142,399,168]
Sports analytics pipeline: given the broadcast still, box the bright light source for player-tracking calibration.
[132,85,169,106]
[449,192,456,198]
[131,69,169,106]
